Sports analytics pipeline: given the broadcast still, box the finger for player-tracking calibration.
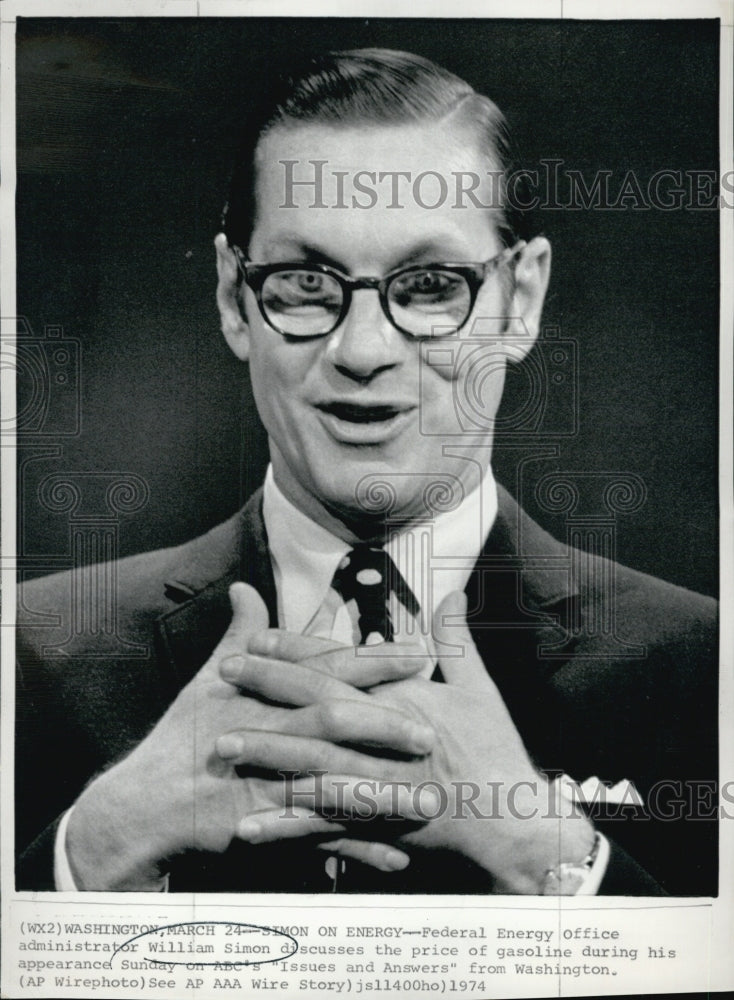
[236,808,346,844]
[315,838,410,873]
[223,582,271,654]
[220,652,364,705]
[248,630,346,661]
[284,698,434,755]
[236,814,411,873]
[203,583,270,683]
[433,591,492,689]
[232,773,437,828]
[248,631,432,686]
[230,581,270,635]
[281,774,439,822]
[217,735,437,819]
[215,730,401,780]
[304,643,433,686]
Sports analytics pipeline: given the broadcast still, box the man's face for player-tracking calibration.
[217,121,549,538]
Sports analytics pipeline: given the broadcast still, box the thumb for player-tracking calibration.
[433,590,490,689]
[193,582,269,685]
[227,581,270,643]
[206,582,269,675]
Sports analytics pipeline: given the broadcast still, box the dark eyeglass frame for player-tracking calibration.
[231,241,525,339]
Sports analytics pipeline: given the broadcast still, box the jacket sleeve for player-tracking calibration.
[598,837,668,895]
[16,817,62,892]
[14,568,175,892]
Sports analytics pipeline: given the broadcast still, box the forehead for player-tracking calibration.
[250,122,503,269]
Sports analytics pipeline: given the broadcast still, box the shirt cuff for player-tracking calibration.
[573,831,610,895]
[54,809,79,891]
[552,775,610,895]
[54,808,170,892]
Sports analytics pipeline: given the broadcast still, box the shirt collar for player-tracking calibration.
[263,465,498,634]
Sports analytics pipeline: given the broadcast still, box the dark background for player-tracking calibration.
[16,18,719,596]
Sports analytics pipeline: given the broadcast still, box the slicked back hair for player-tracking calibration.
[221,48,532,252]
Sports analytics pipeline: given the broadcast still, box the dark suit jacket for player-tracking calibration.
[16,486,718,894]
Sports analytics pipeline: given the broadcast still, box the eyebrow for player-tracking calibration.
[259,239,344,271]
[257,235,480,273]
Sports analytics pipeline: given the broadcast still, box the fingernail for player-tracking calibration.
[216,734,245,759]
[407,724,434,753]
[237,818,262,841]
[416,788,441,815]
[383,850,410,872]
[220,655,245,682]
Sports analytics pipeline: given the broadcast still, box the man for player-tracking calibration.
[16,48,717,895]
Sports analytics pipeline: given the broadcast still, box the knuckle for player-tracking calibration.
[307,669,334,701]
[308,742,330,773]
[306,649,342,678]
[242,732,281,770]
[393,655,420,676]
[235,732,258,760]
[242,656,267,689]
[248,630,280,657]
[316,697,343,734]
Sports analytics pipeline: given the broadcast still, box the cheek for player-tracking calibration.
[417,343,466,424]
[419,343,507,435]
[249,326,295,391]
[247,340,317,433]
[247,347,289,429]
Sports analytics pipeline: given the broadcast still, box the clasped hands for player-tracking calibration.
[66,582,594,892]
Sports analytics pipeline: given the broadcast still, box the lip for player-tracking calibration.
[315,400,416,444]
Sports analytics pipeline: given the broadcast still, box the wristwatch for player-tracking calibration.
[541,831,601,895]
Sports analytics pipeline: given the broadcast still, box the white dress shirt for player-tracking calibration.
[263,464,498,667]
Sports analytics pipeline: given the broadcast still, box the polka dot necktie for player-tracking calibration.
[331,544,420,645]
[323,545,420,892]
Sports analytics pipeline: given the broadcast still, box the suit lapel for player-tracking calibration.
[466,485,580,762]
[470,484,579,651]
[155,489,278,689]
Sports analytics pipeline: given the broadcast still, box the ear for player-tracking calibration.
[503,236,551,363]
[215,232,250,361]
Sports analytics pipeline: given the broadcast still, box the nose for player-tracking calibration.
[324,288,405,382]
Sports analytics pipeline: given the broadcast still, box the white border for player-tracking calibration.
[1,5,732,999]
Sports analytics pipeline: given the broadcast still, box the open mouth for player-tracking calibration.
[318,402,404,423]
[315,400,415,444]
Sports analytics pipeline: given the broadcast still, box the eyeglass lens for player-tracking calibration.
[260,267,472,337]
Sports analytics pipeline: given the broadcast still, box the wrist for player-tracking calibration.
[66,764,171,891]
[469,776,597,894]
[495,811,597,894]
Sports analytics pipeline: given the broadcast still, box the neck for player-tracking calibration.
[269,471,393,545]
[268,452,491,544]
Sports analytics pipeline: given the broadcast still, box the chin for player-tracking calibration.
[332,482,426,529]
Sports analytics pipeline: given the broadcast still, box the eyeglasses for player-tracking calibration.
[232,242,525,339]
